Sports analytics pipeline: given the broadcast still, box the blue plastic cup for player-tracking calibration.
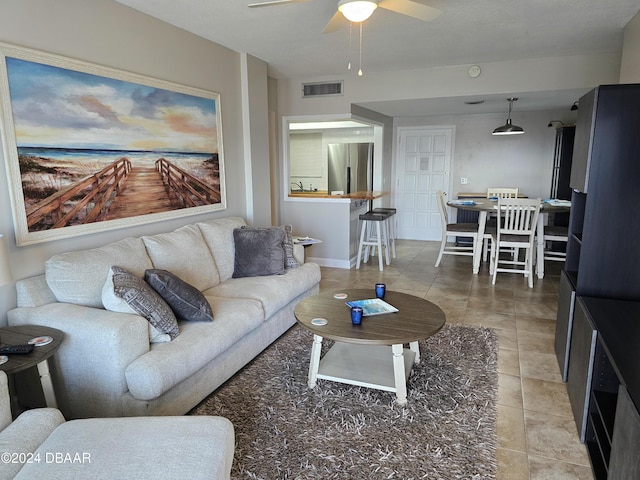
[351,306,363,325]
[375,283,386,299]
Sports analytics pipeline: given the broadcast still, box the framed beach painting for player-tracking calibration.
[0,42,226,246]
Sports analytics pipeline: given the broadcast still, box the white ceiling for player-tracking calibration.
[114,0,640,116]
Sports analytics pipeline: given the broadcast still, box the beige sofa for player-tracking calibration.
[0,371,234,479]
[8,216,321,419]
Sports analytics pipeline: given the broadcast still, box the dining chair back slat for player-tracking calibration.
[487,187,519,199]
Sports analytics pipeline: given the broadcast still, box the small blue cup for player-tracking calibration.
[375,283,386,299]
[350,306,363,325]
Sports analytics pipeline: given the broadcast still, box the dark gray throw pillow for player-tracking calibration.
[111,266,179,340]
[145,269,214,323]
[232,226,286,278]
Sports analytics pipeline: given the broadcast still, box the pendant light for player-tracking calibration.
[492,98,524,136]
[338,0,377,23]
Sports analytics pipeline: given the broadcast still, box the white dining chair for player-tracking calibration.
[490,197,542,288]
[541,225,569,262]
[435,191,479,267]
[487,187,519,199]
[483,187,520,261]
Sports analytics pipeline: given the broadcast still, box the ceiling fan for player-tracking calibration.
[248,0,442,33]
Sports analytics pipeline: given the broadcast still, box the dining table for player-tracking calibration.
[447,197,571,278]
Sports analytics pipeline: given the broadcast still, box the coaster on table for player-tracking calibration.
[0,356,7,365]
[28,336,53,347]
[311,318,328,326]
[333,293,348,299]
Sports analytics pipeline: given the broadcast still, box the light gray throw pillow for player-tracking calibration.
[232,227,286,278]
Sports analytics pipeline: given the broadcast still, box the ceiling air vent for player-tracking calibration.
[302,81,343,98]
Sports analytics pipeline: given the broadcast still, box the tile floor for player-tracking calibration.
[316,239,594,480]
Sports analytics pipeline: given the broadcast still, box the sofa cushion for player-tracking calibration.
[205,263,321,319]
[142,224,220,292]
[144,269,214,323]
[125,296,264,400]
[196,216,247,282]
[107,266,179,340]
[45,237,152,308]
[232,226,286,278]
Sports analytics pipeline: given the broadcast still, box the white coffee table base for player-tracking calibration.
[308,335,419,405]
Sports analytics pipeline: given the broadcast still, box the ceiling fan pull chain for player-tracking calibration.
[358,22,364,76]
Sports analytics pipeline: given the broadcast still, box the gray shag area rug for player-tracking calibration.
[190,324,498,479]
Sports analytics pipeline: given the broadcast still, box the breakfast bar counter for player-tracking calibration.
[288,190,389,200]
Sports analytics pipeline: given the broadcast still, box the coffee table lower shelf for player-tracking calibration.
[310,340,416,404]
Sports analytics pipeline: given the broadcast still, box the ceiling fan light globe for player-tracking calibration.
[338,0,377,22]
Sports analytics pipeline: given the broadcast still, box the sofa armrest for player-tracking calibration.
[8,303,150,419]
[0,408,65,479]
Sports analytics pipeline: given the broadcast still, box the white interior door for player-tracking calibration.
[395,127,453,240]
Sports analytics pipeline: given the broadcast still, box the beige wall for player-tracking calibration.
[620,10,640,82]
[0,0,252,321]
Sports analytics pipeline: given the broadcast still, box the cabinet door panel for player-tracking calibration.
[609,386,640,480]
[569,88,596,193]
[567,298,597,442]
[555,271,576,382]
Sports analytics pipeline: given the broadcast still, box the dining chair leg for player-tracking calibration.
[490,241,498,283]
[435,237,446,267]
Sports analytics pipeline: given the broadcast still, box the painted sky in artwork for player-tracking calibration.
[5,57,218,153]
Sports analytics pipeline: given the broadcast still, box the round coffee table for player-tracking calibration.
[294,289,446,405]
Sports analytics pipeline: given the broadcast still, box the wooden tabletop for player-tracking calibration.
[0,325,64,375]
[294,289,446,345]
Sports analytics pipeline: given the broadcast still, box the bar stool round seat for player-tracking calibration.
[357,210,391,271]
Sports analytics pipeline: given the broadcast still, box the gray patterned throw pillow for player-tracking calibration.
[111,266,179,339]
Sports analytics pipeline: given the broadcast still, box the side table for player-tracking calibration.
[0,325,64,414]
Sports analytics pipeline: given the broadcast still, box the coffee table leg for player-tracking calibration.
[392,344,408,405]
[37,359,58,408]
[308,334,323,388]
[409,341,420,364]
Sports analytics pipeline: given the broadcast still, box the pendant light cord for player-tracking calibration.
[358,22,363,76]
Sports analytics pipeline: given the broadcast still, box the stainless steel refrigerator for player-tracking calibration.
[327,143,374,194]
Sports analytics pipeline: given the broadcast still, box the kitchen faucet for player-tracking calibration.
[291,181,304,191]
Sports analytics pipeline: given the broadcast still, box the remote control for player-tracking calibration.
[0,344,34,354]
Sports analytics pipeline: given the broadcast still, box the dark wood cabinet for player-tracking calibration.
[609,386,640,480]
[567,298,598,442]
[555,270,576,381]
[555,84,640,479]
[570,297,640,480]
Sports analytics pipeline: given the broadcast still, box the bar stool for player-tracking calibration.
[373,207,397,259]
[356,211,390,271]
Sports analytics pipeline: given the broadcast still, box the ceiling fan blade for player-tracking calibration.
[322,11,345,34]
[248,0,310,7]
[378,0,442,21]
